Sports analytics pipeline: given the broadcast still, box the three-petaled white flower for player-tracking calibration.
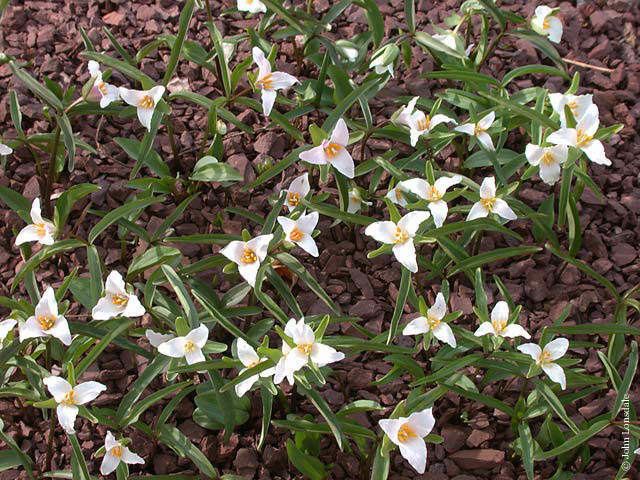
[252,47,299,116]
[119,86,165,131]
[474,301,531,340]
[92,271,146,320]
[299,118,354,178]
[88,61,120,108]
[547,104,610,166]
[234,338,275,397]
[396,97,456,147]
[158,324,208,365]
[273,318,344,385]
[145,329,175,348]
[467,177,517,222]
[100,431,144,475]
[16,198,55,246]
[237,0,266,14]
[400,175,462,228]
[0,142,12,156]
[454,111,496,151]
[277,211,319,257]
[518,338,569,389]
[525,144,568,185]
[548,92,593,127]
[348,187,371,213]
[19,287,72,346]
[43,375,106,434]
[284,173,310,211]
[364,211,431,273]
[220,234,273,287]
[403,293,456,348]
[531,6,563,44]
[379,407,435,474]
[0,319,16,343]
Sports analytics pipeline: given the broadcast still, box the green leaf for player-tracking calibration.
[58,114,76,171]
[447,246,542,276]
[478,91,557,129]
[161,265,199,329]
[81,51,155,88]
[88,195,164,244]
[128,246,182,278]
[0,186,31,223]
[535,380,579,434]
[387,267,411,345]
[9,62,64,111]
[116,355,170,422]
[260,0,307,33]
[358,0,384,46]
[534,420,609,460]
[517,423,535,480]
[404,0,415,34]
[54,183,100,229]
[370,443,390,480]
[190,156,243,183]
[297,383,345,450]
[9,90,23,135]
[286,439,328,480]
[206,22,232,97]
[610,341,638,419]
[163,0,195,86]
[501,64,570,86]
[156,424,218,478]
[114,137,172,178]
[75,319,133,377]
[121,380,191,426]
[13,240,84,290]
[69,434,91,480]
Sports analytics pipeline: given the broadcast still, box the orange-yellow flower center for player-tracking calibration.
[428,185,442,201]
[540,151,555,166]
[297,343,313,355]
[395,189,404,201]
[474,123,486,136]
[256,72,273,90]
[138,95,155,109]
[111,293,129,307]
[542,18,550,29]
[289,227,304,242]
[576,129,592,148]
[184,340,197,353]
[491,318,507,334]
[110,445,123,458]
[416,115,431,131]
[97,82,108,95]
[537,349,552,366]
[393,226,409,244]
[567,100,578,113]
[287,192,301,207]
[241,247,258,264]
[324,142,342,159]
[37,315,56,331]
[60,389,76,406]
[480,197,496,212]
[426,313,441,330]
[35,223,47,236]
[397,423,416,443]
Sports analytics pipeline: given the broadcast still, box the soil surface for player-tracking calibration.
[0,0,639,479]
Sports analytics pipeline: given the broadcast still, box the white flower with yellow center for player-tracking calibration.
[467,176,517,222]
[396,97,456,147]
[364,211,431,273]
[531,6,563,44]
[547,104,610,166]
[234,338,275,397]
[15,198,55,246]
[525,144,568,185]
[252,47,299,116]
[92,271,146,320]
[400,175,462,228]
[87,61,119,108]
[284,173,310,211]
[403,293,456,348]
[157,324,208,365]
[273,318,344,385]
[454,111,496,151]
[220,234,273,287]
[347,187,371,214]
[379,407,435,474]
[19,287,71,346]
[299,118,354,178]
[43,375,106,434]
[548,93,593,127]
[100,431,144,475]
[118,85,165,131]
[145,329,175,348]
[277,211,319,257]
[237,0,266,14]
[0,142,12,156]
[518,338,569,390]
[474,301,531,340]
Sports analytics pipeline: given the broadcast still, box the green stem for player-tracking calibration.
[43,126,61,218]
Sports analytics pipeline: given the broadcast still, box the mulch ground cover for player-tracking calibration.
[0,0,638,478]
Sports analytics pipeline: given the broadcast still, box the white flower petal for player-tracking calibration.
[581,140,611,166]
[453,123,475,136]
[18,317,44,342]
[428,200,448,228]
[297,211,319,234]
[310,342,344,367]
[407,408,435,437]
[57,404,79,434]
[474,322,497,337]
[397,211,430,236]
[269,71,299,90]
[378,418,403,445]
[105,431,119,451]
[492,198,517,221]
[491,301,509,323]
[73,381,107,405]
[261,89,277,116]
[158,337,187,358]
[105,271,126,295]
[220,240,246,265]
[46,316,72,346]
[187,324,209,348]
[429,293,447,320]
[475,131,494,151]
[542,363,566,389]
[122,447,144,465]
[547,128,577,147]
[295,233,319,257]
[145,330,175,348]
[477,111,495,130]
[398,435,427,474]
[329,148,355,178]
[236,338,259,367]
[252,47,271,78]
[122,294,146,318]
[299,145,328,165]
[544,338,569,360]
[400,178,429,199]
[502,324,531,339]
[466,201,489,221]
[92,297,123,321]
[433,323,456,348]
[525,144,544,166]
[15,225,44,246]
[30,198,43,223]
[184,348,206,365]
[547,17,563,43]
[0,319,16,341]
[118,87,144,107]
[137,107,154,131]
[100,452,121,475]
[365,221,398,244]
[392,241,418,273]
[237,262,260,287]
[43,376,72,402]
[538,160,562,185]
[402,317,428,336]
[517,343,542,361]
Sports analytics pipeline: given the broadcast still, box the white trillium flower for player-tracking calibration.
[518,338,569,389]
[87,61,119,108]
[100,431,145,475]
[364,211,431,273]
[43,376,106,434]
[474,301,531,340]
[234,338,275,397]
[347,187,371,214]
[237,0,266,13]
[369,44,399,77]
[396,97,456,147]
[220,234,273,287]
[157,324,208,365]
[0,319,17,343]
[531,6,563,44]
[454,111,496,151]
[379,407,435,474]
[15,198,56,246]
[277,211,319,257]
[252,47,299,116]
[118,85,165,131]
[547,105,611,166]
[548,93,593,127]
[400,175,462,228]
[525,144,568,185]
[0,142,13,156]
[92,271,146,320]
[467,176,517,222]
[145,329,175,348]
[273,318,344,385]
[299,118,354,178]
[284,173,311,211]
[403,293,456,348]
[385,183,411,208]
[19,287,72,346]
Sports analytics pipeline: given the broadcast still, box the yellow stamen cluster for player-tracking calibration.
[240,247,258,264]
[426,313,441,330]
[37,314,56,331]
[473,124,486,136]
[324,142,342,159]
[397,423,416,443]
[542,18,550,30]
[537,349,552,366]
[184,340,196,353]
[97,82,108,95]
[576,129,592,148]
[416,115,431,131]
[395,189,404,201]
[480,197,496,212]
[287,192,301,207]
[491,318,507,334]
[256,73,273,90]
[297,343,313,355]
[567,100,578,113]
[110,445,123,459]
[60,389,76,406]
[289,227,304,242]
[137,95,155,109]
[540,151,555,166]
[428,185,442,201]
[111,293,129,307]
[393,226,409,244]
